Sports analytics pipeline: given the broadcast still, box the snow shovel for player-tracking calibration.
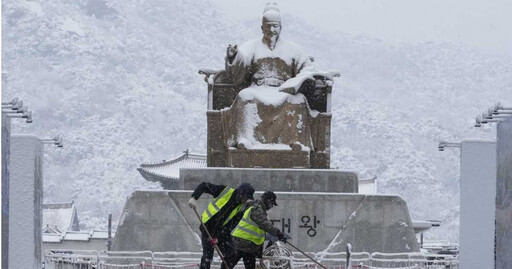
[191,207,230,269]
[285,241,328,269]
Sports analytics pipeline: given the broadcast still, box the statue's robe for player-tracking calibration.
[223,38,316,150]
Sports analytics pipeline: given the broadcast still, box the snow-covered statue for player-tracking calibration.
[199,2,339,168]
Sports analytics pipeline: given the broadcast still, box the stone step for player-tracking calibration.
[180,167,358,193]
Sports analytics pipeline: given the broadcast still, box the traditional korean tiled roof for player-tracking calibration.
[43,201,80,232]
[42,233,62,243]
[43,224,61,234]
[90,230,110,239]
[412,219,442,234]
[43,230,115,243]
[62,231,90,241]
[137,150,206,183]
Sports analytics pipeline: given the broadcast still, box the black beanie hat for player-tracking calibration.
[237,183,255,200]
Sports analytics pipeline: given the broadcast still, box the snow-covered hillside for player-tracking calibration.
[3,0,511,241]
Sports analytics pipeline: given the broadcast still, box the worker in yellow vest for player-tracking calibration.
[188,182,255,269]
[223,191,288,269]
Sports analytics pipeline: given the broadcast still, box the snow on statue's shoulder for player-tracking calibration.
[237,39,260,64]
[237,38,310,66]
[272,39,309,62]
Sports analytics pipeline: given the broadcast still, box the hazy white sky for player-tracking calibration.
[212,0,512,54]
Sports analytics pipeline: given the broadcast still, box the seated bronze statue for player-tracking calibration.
[199,3,339,169]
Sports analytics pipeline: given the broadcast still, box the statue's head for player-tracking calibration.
[261,2,281,50]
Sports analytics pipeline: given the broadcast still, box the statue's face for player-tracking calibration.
[261,21,281,43]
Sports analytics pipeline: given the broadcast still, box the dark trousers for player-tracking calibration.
[223,250,257,269]
[200,230,234,269]
[222,245,262,269]
[200,231,215,269]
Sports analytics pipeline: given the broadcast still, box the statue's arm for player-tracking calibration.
[296,54,315,74]
[280,55,340,95]
[296,55,340,89]
[277,55,316,94]
[225,44,251,86]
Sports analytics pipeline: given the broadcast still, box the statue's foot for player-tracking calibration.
[290,142,302,151]
[236,142,247,150]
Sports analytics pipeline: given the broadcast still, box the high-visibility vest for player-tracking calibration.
[231,206,265,245]
[201,187,241,225]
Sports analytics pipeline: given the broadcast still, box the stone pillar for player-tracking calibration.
[1,114,11,269]
[9,135,43,269]
[459,140,496,269]
[496,118,512,269]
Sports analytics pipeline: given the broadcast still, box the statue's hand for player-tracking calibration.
[226,44,238,62]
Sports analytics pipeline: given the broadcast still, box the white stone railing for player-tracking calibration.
[43,249,458,269]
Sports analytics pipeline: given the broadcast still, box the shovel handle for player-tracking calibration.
[192,207,230,269]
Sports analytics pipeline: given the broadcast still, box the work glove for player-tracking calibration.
[209,238,218,246]
[265,233,279,243]
[188,198,198,209]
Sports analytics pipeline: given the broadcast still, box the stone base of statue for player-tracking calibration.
[112,189,419,253]
[228,149,310,168]
[113,167,420,253]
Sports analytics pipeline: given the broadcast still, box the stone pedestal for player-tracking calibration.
[112,191,201,252]
[114,167,422,253]
[113,190,419,253]
[228,149,310,168]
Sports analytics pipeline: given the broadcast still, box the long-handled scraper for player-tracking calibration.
[191,207,230,269]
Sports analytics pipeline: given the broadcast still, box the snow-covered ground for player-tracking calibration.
[3,0,512,242]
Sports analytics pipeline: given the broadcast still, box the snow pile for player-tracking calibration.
[43,204,74,232]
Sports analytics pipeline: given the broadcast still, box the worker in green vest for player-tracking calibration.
[223,191,288,269]
[188,182,255,269]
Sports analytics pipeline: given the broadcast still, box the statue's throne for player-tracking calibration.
[199,68,336,169]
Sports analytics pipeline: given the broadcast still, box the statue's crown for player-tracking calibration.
[263,2,281,23]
